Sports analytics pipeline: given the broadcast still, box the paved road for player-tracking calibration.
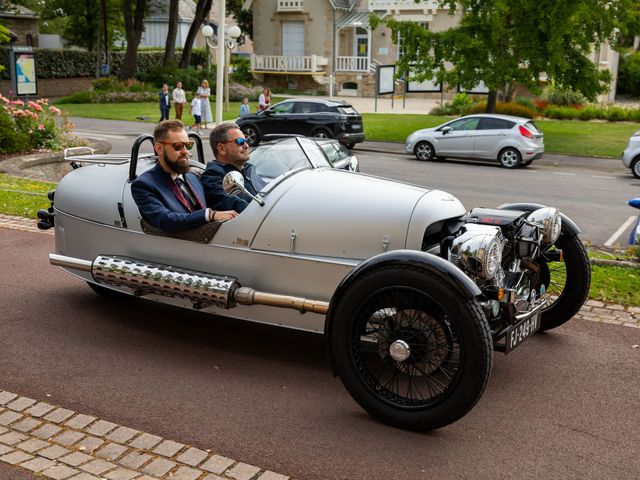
[2,227,640,479]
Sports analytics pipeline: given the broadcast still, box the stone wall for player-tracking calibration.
[0,77,94,99]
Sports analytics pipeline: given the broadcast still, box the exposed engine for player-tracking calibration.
[436,207,562,330]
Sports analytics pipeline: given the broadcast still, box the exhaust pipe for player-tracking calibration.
[49,254,329,314]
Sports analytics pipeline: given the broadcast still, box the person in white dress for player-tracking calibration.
[196,79,213,129]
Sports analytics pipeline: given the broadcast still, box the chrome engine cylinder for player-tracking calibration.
[92,255,239,308]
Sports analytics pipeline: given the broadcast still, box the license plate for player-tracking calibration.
[505,310,541,353]
[351,124,362,130]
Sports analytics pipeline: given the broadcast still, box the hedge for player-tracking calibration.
[0,47,208,80]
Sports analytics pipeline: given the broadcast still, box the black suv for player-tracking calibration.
[236,98,365,148]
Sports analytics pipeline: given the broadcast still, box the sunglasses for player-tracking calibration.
[224,137,249,146]
[157,141,194,151]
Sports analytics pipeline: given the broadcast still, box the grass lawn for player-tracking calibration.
[56,101,639,158]
[0,174,55,218]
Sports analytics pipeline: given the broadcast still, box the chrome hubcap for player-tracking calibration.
[389,339,411,362]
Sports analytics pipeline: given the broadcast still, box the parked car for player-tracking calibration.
[237,98,365,148]
[621,130,640,178]
[38,133,590,432]
[405,114,544,168]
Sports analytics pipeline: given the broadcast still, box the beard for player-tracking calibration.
[163,147,190,174]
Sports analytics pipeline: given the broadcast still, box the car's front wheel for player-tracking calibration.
[414,141,434,161]
[242,126,260,147]
[329,265,493,431]
[631,157,640,179]
[498,147,521,168]
[312,128,332,139]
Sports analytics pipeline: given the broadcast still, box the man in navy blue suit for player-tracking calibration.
[159,84,171,122]
[201,123,260,213]
[131,120,238,232]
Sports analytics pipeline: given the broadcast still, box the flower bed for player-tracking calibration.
[0,95,82,155]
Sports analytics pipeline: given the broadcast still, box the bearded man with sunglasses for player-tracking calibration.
[202,123,260,213]
[131,120,238,232]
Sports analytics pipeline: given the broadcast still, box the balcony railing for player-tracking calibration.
[251,54,328,73]
[336,56,369,73]
[368,0,448,10]
[278,0,304,12]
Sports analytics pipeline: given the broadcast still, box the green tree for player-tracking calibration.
[179,0,212,69]
[38,0,124,51]
[163,0,179,66]
[119,0,147,80]
[227,0,252,40]
[372,0,640,112]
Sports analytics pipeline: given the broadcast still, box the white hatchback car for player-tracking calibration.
[405,114,544,168]
[621,130,640,178]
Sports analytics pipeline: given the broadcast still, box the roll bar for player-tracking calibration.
[128,133,205,182]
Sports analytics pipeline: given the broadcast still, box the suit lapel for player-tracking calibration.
[184,175,205,209]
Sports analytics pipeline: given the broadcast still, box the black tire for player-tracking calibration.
[312,128,332,139]
[329,265,493,431]
[414,141,434,161]
[87,282,135,301]
[346,143,356,149]
[498,147,521,168]
[242,126,260,147]
[531,231,591,331]
[631,157,640,179]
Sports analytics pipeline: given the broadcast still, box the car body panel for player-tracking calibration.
[52,151,467,334]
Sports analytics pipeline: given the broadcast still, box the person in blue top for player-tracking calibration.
[201,123,259,213]
[131,120,238,232]
[239,97,250,116]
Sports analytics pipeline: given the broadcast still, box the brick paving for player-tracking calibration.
[0,390,291,480]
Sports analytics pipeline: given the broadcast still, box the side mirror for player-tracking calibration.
[349,157,359,172]
[441,126,452,135]
[223,171,265,206]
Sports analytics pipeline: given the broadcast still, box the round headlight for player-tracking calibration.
[450,225,504,280]
[527,207,562,244]
[483,237,502,278]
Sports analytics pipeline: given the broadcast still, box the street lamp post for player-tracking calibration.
[202,21,241,126]
[224,25,241,113]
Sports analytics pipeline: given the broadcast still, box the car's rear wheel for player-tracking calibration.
[346,143,356,149]
[242,126,260,147]
[631,157,640,179]
[414,141,434,161]
[329,265,493,431]
[498,147,521,168]
[312,128,332,139]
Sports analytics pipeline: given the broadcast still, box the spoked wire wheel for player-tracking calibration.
[330,265,492,431]
[354,288,461,407]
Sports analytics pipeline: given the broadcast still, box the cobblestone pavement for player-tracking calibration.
[0,390,289,480]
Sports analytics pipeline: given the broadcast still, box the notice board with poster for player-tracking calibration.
[10,48,38,96]
[376,65,395,95]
